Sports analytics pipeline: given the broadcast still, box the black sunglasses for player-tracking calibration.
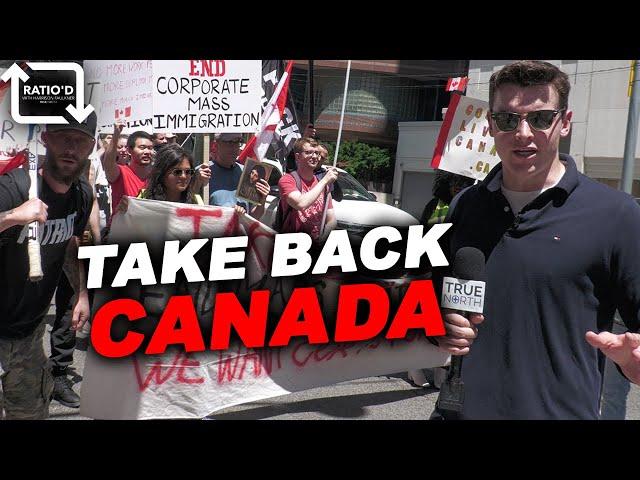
[170,168,195,177]
[490,109,566,132]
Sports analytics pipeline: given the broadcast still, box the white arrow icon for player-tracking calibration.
[0,62,94,124]
[0,63,30,83]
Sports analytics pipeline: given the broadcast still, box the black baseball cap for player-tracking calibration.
[214,132,243,142]
[46,109,97,139]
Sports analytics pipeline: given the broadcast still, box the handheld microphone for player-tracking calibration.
[436,247,486,419]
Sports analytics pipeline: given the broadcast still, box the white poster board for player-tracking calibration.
[84,60,154,134]
[431,94,500,181]
[152,60,262,133]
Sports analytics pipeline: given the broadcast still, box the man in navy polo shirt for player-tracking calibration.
[434,60,640,419]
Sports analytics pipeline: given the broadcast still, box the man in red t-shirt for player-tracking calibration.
[102,124,154,216]
[277,137,338,241]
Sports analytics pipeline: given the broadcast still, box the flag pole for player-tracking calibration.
[319,60,351,237]
[203,134,210,205]
[308,60,314,125]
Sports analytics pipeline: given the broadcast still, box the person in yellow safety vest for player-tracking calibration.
[408,170,475,388]
[420,170,475,226]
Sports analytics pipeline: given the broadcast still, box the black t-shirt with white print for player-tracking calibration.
[0,168,92,339]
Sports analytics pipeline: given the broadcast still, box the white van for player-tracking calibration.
[259,159,419,239]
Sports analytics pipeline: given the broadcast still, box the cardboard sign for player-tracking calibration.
[431,94,500,181]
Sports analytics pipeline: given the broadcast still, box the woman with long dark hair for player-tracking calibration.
[141,144,201,204]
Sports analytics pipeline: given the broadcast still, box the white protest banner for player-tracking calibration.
[152,60,262,133]
[81,334,450,420]
[84,60,154,134]
[80,198,449,419]
[431,94,499,181]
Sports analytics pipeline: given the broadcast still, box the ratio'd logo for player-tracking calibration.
[0,62,94,124]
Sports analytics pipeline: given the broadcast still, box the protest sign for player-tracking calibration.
[153,60,262,133]
[431,94,500,181]
[84,60,154,134]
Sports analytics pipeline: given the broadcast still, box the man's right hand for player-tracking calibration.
[117,195,130,214]
[103,121,127,184]
[113,121,125,138]
[322,167,338,186]
[195,164,211,190]
[12,198,48,226]
[437,309,485,355]
[303,123,316,139]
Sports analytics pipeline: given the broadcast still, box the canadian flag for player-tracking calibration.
[238,60,294,163]
[115,106,132,120]
[446,76,469,92]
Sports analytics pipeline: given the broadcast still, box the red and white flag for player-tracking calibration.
[0,150,28,175]
[446,76,468,92]
[115,105,132,120]
[238,60,294,164]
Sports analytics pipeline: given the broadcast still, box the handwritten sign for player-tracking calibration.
[152,60,262,133]
[431,94,499,181]
[84,60,154,133]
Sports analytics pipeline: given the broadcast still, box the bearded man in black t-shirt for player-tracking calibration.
[0,113,95,419]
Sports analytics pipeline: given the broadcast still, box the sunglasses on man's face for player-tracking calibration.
[169,168,195,177]
[490,109,565,132]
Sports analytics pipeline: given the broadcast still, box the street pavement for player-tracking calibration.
[45,314,640,421]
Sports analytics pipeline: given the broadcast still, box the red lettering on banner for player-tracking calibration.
[292,343,345,367]
[176,356,206,385]
[176,206,240,237]
[132,351,205,392]
[291,343,312,367]
[356,337,383,354]
[313,343,352,362]
[216,344,283,384]
[176,207,222,237]
[222,212,239,237]
[245,221,275,271]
